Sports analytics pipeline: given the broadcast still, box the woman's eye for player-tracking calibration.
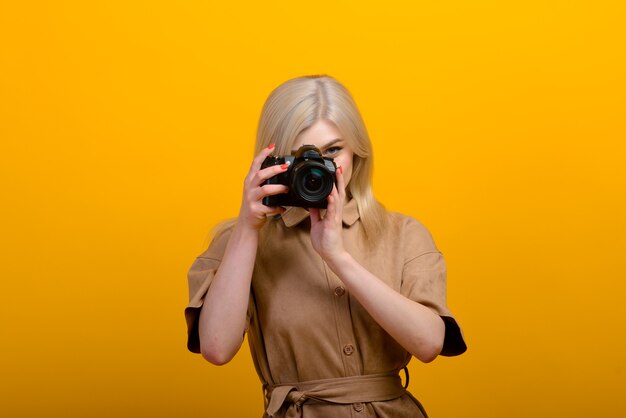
[324,146,342,156]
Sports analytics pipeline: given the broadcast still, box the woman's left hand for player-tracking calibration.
[309,166,347,262]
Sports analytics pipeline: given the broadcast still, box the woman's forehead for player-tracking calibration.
[292,119,344,148]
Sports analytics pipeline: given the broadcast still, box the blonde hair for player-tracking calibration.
[208,75,387,246]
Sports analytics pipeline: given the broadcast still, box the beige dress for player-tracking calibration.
[185,199,467,417]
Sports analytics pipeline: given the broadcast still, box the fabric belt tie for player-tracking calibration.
[265,370,407,418]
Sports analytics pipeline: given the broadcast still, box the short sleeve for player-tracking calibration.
[400,218,467,357]
[184,226,250,354]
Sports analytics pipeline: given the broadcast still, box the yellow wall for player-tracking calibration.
[1,1,625,416]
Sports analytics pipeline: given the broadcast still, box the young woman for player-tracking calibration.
[184,75,466,417]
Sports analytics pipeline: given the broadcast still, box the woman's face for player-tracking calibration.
[292,119,354,190]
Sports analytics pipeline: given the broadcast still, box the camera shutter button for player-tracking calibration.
[334,286,345,296]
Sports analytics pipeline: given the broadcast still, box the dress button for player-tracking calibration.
[334,286,345,296]
[353,402,364,412]
[343,344,354,356]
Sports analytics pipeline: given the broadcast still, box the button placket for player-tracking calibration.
[323,260,360,375]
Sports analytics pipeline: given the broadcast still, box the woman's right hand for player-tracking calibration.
[238,144,289,231]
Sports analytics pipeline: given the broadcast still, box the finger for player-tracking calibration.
[326,187,338,220]
[261,204,286,216]
[336,165,346,201]
[251,162,290,187]
[247,143,277,179]
[309,207,322,225]
[250,199,285,214]
[252,184,289,201]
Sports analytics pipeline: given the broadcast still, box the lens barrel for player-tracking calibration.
[291,161,334,203]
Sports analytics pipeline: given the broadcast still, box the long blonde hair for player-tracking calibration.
[208,75,387,246]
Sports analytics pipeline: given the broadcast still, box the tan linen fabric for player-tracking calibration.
[185,199,466,417]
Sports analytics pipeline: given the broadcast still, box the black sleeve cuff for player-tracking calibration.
[440,315,467,356]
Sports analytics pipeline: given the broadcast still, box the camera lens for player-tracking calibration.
[303,168,324,193]
[292,162,334,203]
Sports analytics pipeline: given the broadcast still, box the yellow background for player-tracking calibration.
[1,1,625,417]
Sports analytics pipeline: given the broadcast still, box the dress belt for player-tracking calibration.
[265,369,408,418]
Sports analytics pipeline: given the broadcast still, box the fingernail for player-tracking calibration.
[338,165,343,174]
[280,163,289,170]
[268,143,275,150]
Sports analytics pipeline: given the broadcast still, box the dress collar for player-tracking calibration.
[280,198,360,228]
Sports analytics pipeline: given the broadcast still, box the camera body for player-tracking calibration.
[261,145,337,209]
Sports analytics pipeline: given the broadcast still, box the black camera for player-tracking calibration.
[261,145,337,208]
